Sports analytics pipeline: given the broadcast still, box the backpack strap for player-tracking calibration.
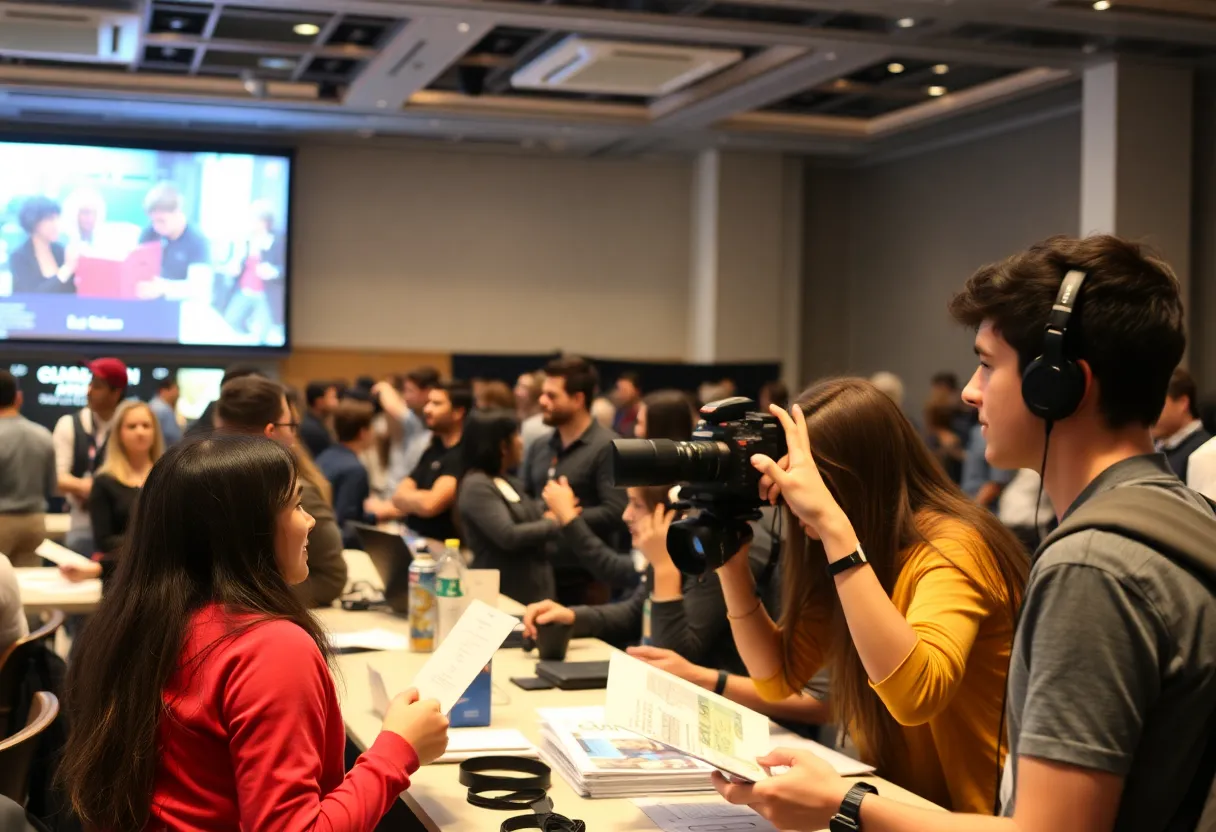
[1038,485,1216,830]
[1037,486,1216,592]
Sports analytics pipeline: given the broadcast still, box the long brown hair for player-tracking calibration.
[60,435,333,829]
[779,378,1028,770]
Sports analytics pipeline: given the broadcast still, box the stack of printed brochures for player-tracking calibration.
[537,652,873,799]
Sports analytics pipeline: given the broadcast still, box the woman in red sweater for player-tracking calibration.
[60,434,449,831]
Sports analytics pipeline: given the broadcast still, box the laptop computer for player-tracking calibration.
[75,242,162,299]
[535,660,611,691]
[353,524,414,614]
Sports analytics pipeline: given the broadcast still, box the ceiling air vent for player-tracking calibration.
[511,35,742,97]
[0,2,140,64]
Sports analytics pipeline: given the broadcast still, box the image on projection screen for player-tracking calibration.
[0,139,292,349]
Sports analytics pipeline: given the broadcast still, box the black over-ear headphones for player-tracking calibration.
[1020,269,1088,423]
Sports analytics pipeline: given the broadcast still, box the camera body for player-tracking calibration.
[611,397,786,574]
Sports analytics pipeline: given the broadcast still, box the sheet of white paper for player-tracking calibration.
[16,570,101,595]
[409,598,518,714]
[768,727,876,776]
[35,540,94,568]
[605,651,771,783]
[368,664,392,718]
[463,569,500,606]
[632,799,778,832]
[329,628,411,652]
[434,727,538,762]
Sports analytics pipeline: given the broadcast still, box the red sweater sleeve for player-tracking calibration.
[221,620,420,831]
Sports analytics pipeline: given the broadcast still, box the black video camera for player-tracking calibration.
[611,397,786,574]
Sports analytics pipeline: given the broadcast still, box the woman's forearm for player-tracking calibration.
[719,550,784,682]
[820,511,918,685]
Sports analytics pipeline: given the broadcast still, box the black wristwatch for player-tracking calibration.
[826,545,868,578]
[829,782,878,831]
[713,669,729,696]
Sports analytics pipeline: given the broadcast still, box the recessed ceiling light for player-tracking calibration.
[896,17,916,28]
[887,62,905,74]
[933,63,949,74]
[168,17,186,30]
[457,22,470,33]
[1093,0,1111,9]
[928,85,947,97]
[293,22,321,36]
[259,57,297,71]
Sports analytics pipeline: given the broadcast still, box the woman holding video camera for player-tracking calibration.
[719,378,1027,814]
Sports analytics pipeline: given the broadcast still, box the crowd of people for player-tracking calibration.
[0,233,1213,832]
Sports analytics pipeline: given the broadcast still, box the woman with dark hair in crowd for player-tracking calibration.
[718,378,1028,812]
[634,389,697,443]
[456,409,563,604]
[214,375,348,608]
[60,435,449,830]
[9,195,77,294]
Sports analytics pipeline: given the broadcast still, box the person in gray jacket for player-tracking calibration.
[457,409,562,604]
[523,487,779,677]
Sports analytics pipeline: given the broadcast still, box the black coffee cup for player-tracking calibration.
[535,622,573,661]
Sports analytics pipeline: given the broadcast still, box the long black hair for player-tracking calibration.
[462,408,519,475]
[60,434,333,829]
[642,389,696,441]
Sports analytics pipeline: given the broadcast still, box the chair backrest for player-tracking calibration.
[0,610,66,731]
[0,692,59,803]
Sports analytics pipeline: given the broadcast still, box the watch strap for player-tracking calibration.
[826,547,868,578]
[713,670,729,696]
[829,782,878,832]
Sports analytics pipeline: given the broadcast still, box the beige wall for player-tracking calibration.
[801,113,1083,398]
[290,144,693,360]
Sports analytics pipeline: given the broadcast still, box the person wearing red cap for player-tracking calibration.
[52,357,128,555]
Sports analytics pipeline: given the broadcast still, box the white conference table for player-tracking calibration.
[43,513,70,540]
[16,567,102,614]
[317,601,939,832]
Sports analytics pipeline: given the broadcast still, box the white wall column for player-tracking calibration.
[1081,61,1193,299]
[686,150,801,376]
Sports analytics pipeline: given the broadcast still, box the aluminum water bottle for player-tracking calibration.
[435,538,467,645]
[408,551,438,652]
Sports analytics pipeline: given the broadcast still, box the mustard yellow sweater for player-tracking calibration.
[755,522,1015,814]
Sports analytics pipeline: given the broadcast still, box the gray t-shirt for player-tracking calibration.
[0,414,56,514]
[1003,454,1216,831]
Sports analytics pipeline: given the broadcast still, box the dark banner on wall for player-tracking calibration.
[452,353,781,405]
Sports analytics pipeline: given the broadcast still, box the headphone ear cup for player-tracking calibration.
[1022,357,1085,422]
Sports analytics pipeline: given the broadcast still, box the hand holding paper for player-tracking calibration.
[367,599,518,718]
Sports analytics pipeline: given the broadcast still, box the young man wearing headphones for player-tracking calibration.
[716,235,1216,832]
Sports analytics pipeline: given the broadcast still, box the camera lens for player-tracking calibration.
[611,439,732,487]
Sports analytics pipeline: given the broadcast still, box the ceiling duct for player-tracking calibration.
[0,2,140,64]
[511,35,742,98]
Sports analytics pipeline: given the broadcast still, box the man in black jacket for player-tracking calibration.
[1152,366,1212,482]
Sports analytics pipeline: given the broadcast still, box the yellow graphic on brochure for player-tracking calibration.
[696,695,744,757]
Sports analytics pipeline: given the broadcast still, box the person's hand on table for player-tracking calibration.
[541,477,581,525]
[626,646,715,689]
[59,561,102,582]
[713,747,850,831]
[522,599,575,639]
[382,687,449,765]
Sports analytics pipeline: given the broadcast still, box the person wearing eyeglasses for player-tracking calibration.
[215,376,347,608]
